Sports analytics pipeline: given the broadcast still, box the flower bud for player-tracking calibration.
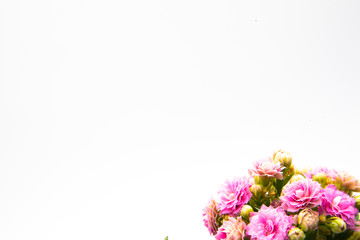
[298,208,319,232]
[289,174,305,184]
[313,172,328,188]
[250,184,263,198]
[240,205,253,220]
[288,227,305,240]
[273,149,292,168]
[325,217,346,234]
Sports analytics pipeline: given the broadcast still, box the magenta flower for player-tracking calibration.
[215,217,247,240]
[249,157,284,180]
[319,185,359,229]
[280,178,323,212]
[217,177,252,216]
[203,198,220,235]
[246,205,293,240]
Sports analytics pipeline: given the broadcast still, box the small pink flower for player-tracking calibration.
[280,178,323,212]
[249,157,284,180]
[215,217,247,240]
[203,198,220,235]
[217,177,252,216]
[319,185,359,229]
[246,205,293,240]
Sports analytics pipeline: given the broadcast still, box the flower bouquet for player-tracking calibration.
[202,150,360,240]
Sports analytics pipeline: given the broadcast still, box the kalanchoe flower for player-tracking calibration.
[217,177,252,216]
[280,178,323,212]
[249,157,284,180]
[215,217,246,240]
[203,198,220,235]
[246,205,293,240]
[319,184,359,229]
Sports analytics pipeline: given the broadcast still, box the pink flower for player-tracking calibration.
[319,185,359,229]
[217,177,252,216]
[246,205,293,240]
[249,157,284,180]
[280,178,323,212]
[215,217,247,240]
[203,198,220,235]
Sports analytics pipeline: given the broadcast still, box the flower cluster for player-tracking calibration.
[202,149,360,240]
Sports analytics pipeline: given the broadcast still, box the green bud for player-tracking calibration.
[325,217,346,234]
[253,175,271,187]
[298,208,319,232]
[250,184,263,198]
[240,205,254,220]
[313,172,328,188]
[288,227,305,240]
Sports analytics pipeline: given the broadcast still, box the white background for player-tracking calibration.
[1,1,360,239]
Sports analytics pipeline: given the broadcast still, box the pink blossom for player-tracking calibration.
[249,157,284,180]
[215,217,247,240]
[280,178,323,212]
[203,198,220,235]
[319,185,359,229]
[217,177,252,216]
[246,205,293,240]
